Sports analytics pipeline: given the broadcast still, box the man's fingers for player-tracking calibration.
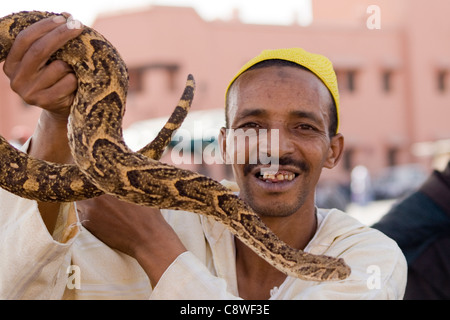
[20,18,84,73]
[3,13,83,113]
[35,60,75,91]
[4,16,66,76]
[33,73,78,113]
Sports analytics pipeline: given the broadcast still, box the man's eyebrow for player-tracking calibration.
[235,108,268,120]
[235,108,322,123]
[289,110,321,123]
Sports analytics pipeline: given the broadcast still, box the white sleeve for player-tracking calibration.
[291,255,406,300]
[288,237,407,300]
[0,188,80,299]
[150,251,242,300]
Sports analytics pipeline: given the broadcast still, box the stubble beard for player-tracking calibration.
[239,181,311,218]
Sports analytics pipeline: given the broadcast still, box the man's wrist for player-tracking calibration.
[28,110,73,164]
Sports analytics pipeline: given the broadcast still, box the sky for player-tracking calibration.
[0,0,313,27]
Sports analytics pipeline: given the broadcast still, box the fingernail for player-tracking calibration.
[66,15,83,30]
[53,15,66,24]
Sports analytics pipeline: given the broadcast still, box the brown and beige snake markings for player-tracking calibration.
[0,11,351,281]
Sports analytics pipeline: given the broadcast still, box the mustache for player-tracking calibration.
[243,156,310,176]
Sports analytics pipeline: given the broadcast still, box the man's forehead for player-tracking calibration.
[228,65,331,107]
[225,50,340,133]
[226,65,334,132]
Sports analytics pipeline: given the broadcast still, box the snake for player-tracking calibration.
[0,11,351,282]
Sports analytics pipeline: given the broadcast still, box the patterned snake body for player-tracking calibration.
[0,11,351,281]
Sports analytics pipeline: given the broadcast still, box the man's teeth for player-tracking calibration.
[260,172,295,181]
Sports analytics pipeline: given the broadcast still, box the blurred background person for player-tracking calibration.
[372,160,450,300]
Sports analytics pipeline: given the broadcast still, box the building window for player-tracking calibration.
[128,68,144,93]
[437,70,447,93]
[166,66,179,92]
[382,70,393,93]
[127,63,180,94]
[386,147,399,167]
[343,148,355,172]
[336,69,357,93]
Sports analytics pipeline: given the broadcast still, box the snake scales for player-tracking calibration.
[0,11,350,281]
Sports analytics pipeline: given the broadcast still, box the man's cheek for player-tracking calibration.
[224,128,280,174]
[224,128,258,165]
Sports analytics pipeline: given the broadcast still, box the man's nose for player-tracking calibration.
[260,127,295,159]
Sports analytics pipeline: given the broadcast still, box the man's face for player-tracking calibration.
[221,66,343,218]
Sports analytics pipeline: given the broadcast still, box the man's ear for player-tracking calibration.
[324,133,344,169]
[219,127,228,164]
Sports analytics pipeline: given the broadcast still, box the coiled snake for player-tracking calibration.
[0,11,350,281]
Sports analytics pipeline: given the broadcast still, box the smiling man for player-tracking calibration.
[224,57,341,219]
[218,53,345,298]
[0,30,407,299]
[77,48,407,299]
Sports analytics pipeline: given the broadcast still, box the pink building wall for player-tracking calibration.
[0,0,449,183]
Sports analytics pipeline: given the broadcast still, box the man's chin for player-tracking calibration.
[241,192,304,218]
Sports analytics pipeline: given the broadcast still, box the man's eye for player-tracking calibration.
[241,122,262,128]
[297,124,317,131]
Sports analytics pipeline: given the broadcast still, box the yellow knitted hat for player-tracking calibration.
[226,48,340,134]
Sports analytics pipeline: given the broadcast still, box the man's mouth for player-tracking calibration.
[257,170,298,183]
